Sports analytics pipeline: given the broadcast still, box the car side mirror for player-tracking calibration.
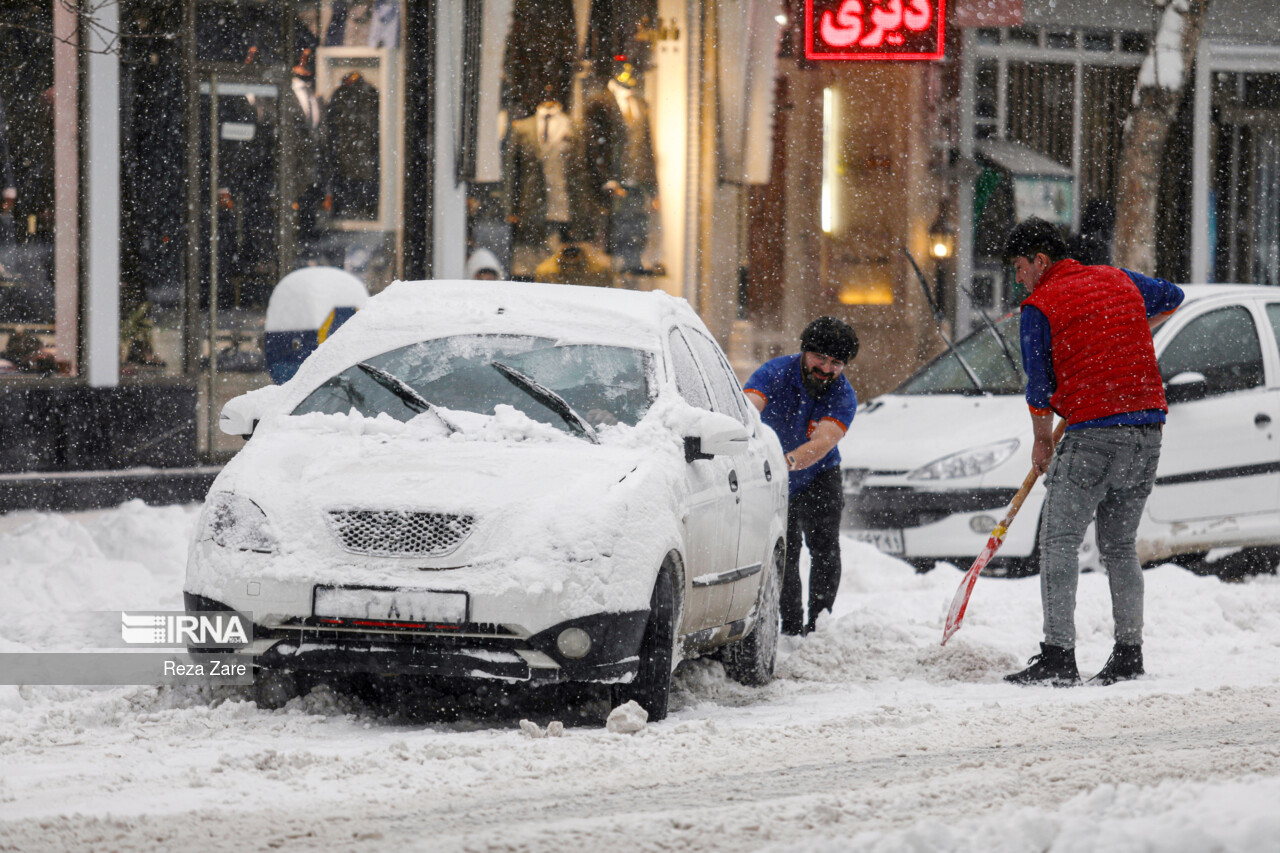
[1164,371,1209,405]
[219,395,261,438]
[683,409,750,462]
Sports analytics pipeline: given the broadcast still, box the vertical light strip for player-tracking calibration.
[86,0,120,386]
[433,1,467,279]
[821,85,836,235]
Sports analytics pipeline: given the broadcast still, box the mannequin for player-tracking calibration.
[324,71,380,219]
[504,85,591,263]
[584,60,657,273]
[284,47,329,253]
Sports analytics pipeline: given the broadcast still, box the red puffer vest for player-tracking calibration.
[1022,259,1166,425]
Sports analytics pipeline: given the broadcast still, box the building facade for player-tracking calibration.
[4,0,1277,508]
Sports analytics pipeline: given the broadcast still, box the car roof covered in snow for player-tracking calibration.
[1178,283,1277,305]
[274,279,698,401]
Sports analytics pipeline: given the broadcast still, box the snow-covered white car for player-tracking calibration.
[839,284,1280,576]
[185,280,788,720]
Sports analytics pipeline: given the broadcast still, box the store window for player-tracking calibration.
[1212,71,1280,287]
[0,4,60,377]
[116,1,408,452]
[466,0,676,288]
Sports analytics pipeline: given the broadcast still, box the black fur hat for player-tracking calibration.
[800,317,858,364]
[1002,217,1068,265]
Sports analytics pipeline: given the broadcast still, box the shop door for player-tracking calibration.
[193,70,285,456]
[1213,73,1280,287]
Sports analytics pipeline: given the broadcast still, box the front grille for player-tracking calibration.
[845,487,1017,529]
[327,509,475,557]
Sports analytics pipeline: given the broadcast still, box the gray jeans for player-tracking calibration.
[1040,424,1163,648]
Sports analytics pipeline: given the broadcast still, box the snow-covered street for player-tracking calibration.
[2,502,1280,852]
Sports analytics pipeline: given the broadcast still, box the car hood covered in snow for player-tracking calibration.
[216,408,663,567]
[194,398,698,619]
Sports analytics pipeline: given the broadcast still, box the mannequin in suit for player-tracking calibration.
[504,86,591,256]
[285,48,329,251]
[584,61,657,273]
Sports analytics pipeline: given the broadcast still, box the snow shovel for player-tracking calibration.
[941,419,1067,645]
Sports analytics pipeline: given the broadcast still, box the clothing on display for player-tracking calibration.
[324,71,380,219]
[369,0,400,48]
[504,101,592,252]
[503,0,576,118]
[584,75,658,272]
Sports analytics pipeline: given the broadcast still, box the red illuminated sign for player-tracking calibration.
[805,0,946,61]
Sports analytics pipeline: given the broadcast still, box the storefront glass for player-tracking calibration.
[115,1,407,452]
[0,4,60,377]
[1212,71,1280,286]
[468,0,675,288]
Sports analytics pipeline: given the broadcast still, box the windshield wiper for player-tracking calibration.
[973,301,1022,377]
[902,246,984,392]
[355,362,458,433]
[490,360,599,443]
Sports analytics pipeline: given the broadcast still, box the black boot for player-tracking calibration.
[1004,643,1080,687]
[1090,643,1144,685]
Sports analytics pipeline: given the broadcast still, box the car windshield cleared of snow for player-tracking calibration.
[896,313,1026,395]
[291,334,653,431]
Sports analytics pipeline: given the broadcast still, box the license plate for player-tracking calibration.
[313,586,468,624]
[849,529,905,555]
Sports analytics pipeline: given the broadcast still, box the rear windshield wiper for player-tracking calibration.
[490,360,599,443]
[355,362,458,433]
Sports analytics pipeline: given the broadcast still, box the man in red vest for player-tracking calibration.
[1002,218,1184,687]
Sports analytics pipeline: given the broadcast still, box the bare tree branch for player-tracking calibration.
[0,1,177,58]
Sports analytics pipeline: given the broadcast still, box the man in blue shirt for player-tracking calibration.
[745,318,859,636]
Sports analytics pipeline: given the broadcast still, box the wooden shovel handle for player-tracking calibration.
[999,419,1067,529]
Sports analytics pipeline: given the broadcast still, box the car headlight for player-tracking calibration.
[907,439,1020,481]
[205,492,278,553]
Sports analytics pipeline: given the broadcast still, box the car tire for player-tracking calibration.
[1206,546,1280,581]
[907,558,937,574]
[611,567,677,722]
[253,668,300,710]
[723,544,782,687]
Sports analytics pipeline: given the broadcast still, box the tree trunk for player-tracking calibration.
[1113,0,1211,273]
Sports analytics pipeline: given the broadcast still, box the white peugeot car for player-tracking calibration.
[839,284,1280,577]
[185,280,787,720]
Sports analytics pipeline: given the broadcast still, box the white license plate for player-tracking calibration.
[849,529,905,555]
[313,586,468,624]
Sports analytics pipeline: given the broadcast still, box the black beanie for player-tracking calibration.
[800,317,858,363]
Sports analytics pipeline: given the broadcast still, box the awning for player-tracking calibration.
[977,139,1074,225]
[976,138,1073,178]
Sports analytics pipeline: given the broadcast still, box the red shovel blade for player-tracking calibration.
[941,531,1005,646]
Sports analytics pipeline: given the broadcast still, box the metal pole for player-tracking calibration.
[208,74,220,456]
[183,0,201,377]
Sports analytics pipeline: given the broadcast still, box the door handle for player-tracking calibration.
[1257,413,1273,428]
[728,470,739,492]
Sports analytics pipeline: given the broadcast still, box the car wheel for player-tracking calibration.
[723,544,782,687]
[611,567,677,722]
[907,558,937,574]
[1207,546,1280,582]
[253,667,300,710]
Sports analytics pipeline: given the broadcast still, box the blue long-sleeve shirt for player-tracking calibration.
[1020,269,1185,430]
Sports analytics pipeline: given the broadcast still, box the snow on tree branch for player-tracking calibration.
[1136,0,1190,95]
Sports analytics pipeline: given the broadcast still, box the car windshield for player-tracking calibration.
[292,334,654,432]
[896,313,1026,395]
